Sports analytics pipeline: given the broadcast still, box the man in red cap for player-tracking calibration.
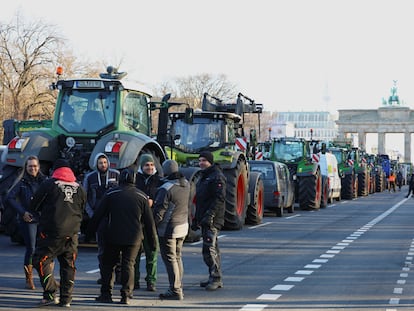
[31,159,86,307]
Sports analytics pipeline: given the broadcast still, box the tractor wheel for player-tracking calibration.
[320,176,329,208]
[358,171,369,196]
[375,173,383,192]
[298,169,322,210]
[223,158,248,230]
[0,165,24,244]
[341,173,354,200]
[245,171,264,225]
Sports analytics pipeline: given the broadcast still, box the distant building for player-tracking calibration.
[272,111,338,141]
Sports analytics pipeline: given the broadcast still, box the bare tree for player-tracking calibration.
[0,13,64,120]
[175,73,237,109]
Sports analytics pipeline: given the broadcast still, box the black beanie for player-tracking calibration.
[199,151,214,165]
[53,159,70,170]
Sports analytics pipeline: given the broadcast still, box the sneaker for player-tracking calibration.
[95,295,113,303]
[146,283,156,292]
[38,297,58,306]
[206,280,223,291]
[200,280,209,288]
[120,296,132,305]
[159,289,183,300]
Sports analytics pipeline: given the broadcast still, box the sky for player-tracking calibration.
[2,0,414,114]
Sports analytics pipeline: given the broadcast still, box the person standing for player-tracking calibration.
[388,172,396,192]
[396,171,403,191]
[153,160,189,300]
[406,173,414,198]
[192,151,226,291]
[31,159,86,307]
[134,154,162,291]
[83,153,120,283]
[6,155,46,290]
[90,168,157,305]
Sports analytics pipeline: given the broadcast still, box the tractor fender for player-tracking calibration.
[220,151,247,170]
[89,132,166,170]
[3,129,59,168]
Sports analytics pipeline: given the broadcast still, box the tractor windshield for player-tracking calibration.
[273,140,305,162]
[171,118,226,153]
[58,89,116,133]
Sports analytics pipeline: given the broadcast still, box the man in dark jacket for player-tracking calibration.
[90,168,157,305]
[134,153,162,291]
[406,173,414,197]
[31,159,86,307]
[83,153,120,283]
[153,160,189,300]
[192,151,226,291]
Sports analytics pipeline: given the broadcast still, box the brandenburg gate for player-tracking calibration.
[336,83,413,162]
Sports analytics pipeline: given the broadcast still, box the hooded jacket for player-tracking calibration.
[83,153,120,217]
[30,167,86,238]
[153,172,189,238]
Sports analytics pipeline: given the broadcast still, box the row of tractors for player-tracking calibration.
[257,135,404,212]
[0,67,408,244]
[0,67,266,243]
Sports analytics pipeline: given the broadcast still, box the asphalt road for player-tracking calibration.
[1,186,414,310]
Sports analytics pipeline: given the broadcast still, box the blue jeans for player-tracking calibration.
[19,220,38,265]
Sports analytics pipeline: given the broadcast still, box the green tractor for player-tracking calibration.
[157,92,265,230]
[266,137,323,210]
[0,66,166,242]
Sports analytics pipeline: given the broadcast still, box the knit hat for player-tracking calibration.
[199,151,214,165]
[53,159,71,170]
[162,160,179,177]
[139,154,155,168]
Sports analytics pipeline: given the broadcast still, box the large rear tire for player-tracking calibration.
[245,171,264,225]
[298,169,322,210]
[320,176,329,208]
[223,158,248,230]
[358,170,369,196]
[341,172,354,200]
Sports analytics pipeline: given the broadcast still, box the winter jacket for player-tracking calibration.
[6,172,46,223]
[83,153,119,218]
[89,184,157,248]
[30,167,86,238]
[195,164,226,230]
[153,172,189,238]
[135,169,162,200]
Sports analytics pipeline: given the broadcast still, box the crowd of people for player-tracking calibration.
[4,150,226,307]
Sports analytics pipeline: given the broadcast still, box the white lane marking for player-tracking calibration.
[402,267,410,272]
[393,288,403,294]
[346,236,358,239]
[327,250,341,254]
[342,240,354,243]
[240,304,268,310]
[304,264,321,269]
[271,284,294,291]
[320,254,335,258]
[337,243,349,246]
[249,222,272,229]
[397,280,406,285]
[257,294,281,300]
[284,277,304,282]
[400,273,408,278]
[313,259,328,263]
[389,298,400,304]
[332,246,346,250]
[285,214,301,219]
[86,268,100,274]
[295,270,313,275]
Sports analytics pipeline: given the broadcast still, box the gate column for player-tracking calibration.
[378,132,386,154]
[358,131,366,150]
[404,132,411,163]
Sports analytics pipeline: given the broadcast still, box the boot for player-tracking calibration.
[24,265,35,290]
